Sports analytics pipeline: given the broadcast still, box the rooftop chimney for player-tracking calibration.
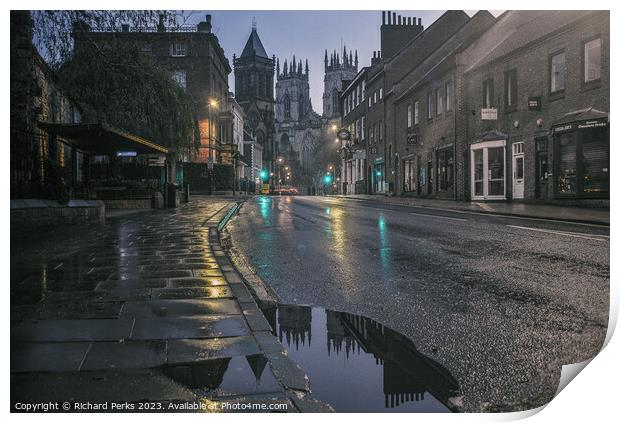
[197,14,213,32]
[121,23,129,32]
[157,14,165,32]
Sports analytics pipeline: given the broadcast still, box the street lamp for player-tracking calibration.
[206,97,219,194]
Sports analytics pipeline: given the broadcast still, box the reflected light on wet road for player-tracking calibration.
[378,213,392,275]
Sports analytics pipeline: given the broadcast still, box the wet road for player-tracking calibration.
[227,195,609,412]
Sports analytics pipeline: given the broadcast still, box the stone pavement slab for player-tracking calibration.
[167,337,261,363]
[131,316,249,340]
[120,299,241,318]
[11,342,90,372]
[81,341,167,371]
[12,318,134,342]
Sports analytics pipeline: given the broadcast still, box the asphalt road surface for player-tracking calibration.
[226,195,609,412]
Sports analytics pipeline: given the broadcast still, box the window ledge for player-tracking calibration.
[548,92,565,103]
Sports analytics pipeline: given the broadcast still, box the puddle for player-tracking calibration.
[164,354,281,397]
[265,305,459,412]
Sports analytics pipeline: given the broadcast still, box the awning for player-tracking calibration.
[478,129,508,142]
[552,107,608,127]
[37,122,169,155]
[551,107,609,134]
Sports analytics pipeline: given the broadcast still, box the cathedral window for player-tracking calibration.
[284,95,291,119]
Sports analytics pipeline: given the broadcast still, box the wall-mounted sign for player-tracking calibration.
[528,96,542,111]
[116,151,137,157]
[481,108,498,120]
[369,147,377,154]
[406,133,418,145]
[337,128,351,141]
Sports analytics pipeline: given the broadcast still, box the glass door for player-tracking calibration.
[470,140,506,200]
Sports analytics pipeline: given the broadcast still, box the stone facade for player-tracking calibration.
[274,56,324,175]
[233,23,276,174]
[72,14,232,164]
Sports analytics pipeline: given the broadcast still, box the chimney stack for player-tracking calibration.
[198,14,212,32]
[157,14,165,32]
[398,15,401,25]
[121,23,129,32]
[382,11,386,25]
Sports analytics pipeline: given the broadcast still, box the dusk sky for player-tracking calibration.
[187,10,455,115]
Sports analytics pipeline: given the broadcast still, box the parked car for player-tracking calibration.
[273,186,298,195]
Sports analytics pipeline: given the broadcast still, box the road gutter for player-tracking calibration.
[208,200,334,413]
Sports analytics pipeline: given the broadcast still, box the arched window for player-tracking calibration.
[280,133,290,152]
[283,95,291,119]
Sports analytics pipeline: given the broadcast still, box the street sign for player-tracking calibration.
[481,108,498,120]
[337,128,351,141]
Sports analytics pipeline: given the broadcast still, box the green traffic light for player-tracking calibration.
[260,169,268,180]
[323,174,333,184]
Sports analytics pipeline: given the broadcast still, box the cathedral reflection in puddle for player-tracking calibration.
[265,305,460,412]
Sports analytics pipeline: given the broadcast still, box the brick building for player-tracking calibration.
[392,11,495,198]
[463,10,609,204]
[72,14,232,164]
[340,67,368,194]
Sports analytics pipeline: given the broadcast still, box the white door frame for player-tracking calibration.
[470,139,507,200]
[512,142,525,200]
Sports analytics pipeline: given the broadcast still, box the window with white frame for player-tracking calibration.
[436,88,444,116]
[550,51,566,93]
[414,101,419,125]
[427,92,433,119]
[407,103,413,128]
[379,87,383,100]
[374,91,377,104]
[361,116,366,140]
[446,82,453,112]
[368,97,372,107]
[170,43,187,57]
[584,38,601,83]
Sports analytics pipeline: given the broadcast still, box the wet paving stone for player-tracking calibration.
[151,286,232,300]
[81,341,167,371]
[167,277,228,288]
[131,316,249,340]
[192,269,225,278]
[11,342,91,372]
[167,336,261,363]
[11,369,197,404]
[11,301,123,320]
[120,299,241,318]
[11,319,134,342]
[96,279,168,291]
[45,288,152,303]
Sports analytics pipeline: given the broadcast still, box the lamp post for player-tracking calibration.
[207,97,218,195]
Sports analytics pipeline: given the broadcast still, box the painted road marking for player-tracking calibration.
[507,225,609,242]
[410,212,467,222]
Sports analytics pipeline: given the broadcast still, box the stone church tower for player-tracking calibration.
[274,56,324,175]
[233,21,276,170]
[322,46,358,120]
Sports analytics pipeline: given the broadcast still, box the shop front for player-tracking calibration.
[373,157,386,194]
[551,108,609,200]
[470,131,507,201]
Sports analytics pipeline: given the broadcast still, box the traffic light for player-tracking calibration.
[323,174,333,184]
[260,169,268,181]
[376,169,382,177]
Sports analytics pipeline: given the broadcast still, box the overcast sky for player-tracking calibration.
[188,10,454,115]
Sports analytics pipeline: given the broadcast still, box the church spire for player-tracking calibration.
[276,58,280,79]
[354,50,358,69]
[305,59,309,78]
[343,45,348,65]
[283,59,288,76]
[324,49,328,71]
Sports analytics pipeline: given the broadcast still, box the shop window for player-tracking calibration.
[549,52,566,94]
[504,69,517,112]
[554,126,611,197]
[403,159,416,192]
[488,147,505,196]
[473,149,483,196]
[584,38,601,83]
